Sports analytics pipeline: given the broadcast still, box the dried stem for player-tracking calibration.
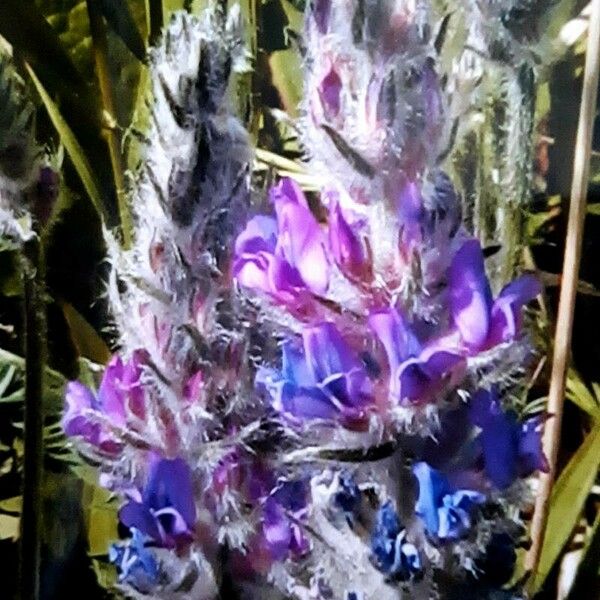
[525,0,600,586]
[18,236,45,600]
[86,0,133,248]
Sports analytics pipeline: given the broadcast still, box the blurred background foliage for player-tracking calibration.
[0,1,599,598]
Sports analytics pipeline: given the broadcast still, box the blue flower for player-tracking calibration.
[109,528,159,592]
[370,501,422,581]
[119,457,196,548]
[333,472,362,526]
[469,388,548,489]
[257,322,373,429]
[413,462,485,541]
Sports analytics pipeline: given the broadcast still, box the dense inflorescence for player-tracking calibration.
[62,2,546,599]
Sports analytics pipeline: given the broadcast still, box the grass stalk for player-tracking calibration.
[525,0,600,587]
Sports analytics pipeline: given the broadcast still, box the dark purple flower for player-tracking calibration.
[311,0,331,34]
[449,239,540,351]
[369,307,464,406]
[260,480,310,561]
[469,388,548,489]
[396,180,424,249]
[233,178,330,303]
[318,65,342,118]
[370,501,422,580]
[327,197,371,280]
[413,462,485,541]
[119,457,196,548]
[62,352,147,454]
[257,322,373,428]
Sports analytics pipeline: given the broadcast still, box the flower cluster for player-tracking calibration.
[61,3,546,599]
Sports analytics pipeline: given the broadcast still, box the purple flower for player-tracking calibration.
[369,308,464,406]
[62,352,147,454]
[257,322,373,428]
[233,178,330,303]
[327,197,372,280]
[413,462,485,541]
[119,457,196,548]
[318,65,342,119]
[109,528,159,592]
[449,239,540,351]
[469,388,548,489]
[370,501,422,580]
[259,480,310,561]
[311,0,331,34]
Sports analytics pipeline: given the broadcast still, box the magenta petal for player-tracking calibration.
[303,322,355,383]
[234,252,275,294]
[281,387,341,420]
[449,239,494,349]
[369,308,421,374]
[234,215,278,255]
[276,203,330,294]
[487,274,540,346]
[183,370,204,404]
[319,66,342,118]
[328,201,368,278]
[98,356,127,426]
[268,254,305,294]
[62,381,97,439]
[396,347,463,406]
[312,0,331,33]
[271,177,309,210]
[64,381,95,414]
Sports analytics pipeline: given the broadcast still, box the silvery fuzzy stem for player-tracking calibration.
[438,0,580,288]
[108,7,251,391]
[301,0,458,308]
[451,62,534,291]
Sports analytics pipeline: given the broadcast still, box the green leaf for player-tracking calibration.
[268,48,302,117]
[98,0,146,61]
[82,482,118,557]
[0,514,19,540]
[61,301,111,365]
[0,0,83,87]
[25,63,107,221]
[0,347,67,413]
[566,369,600,419]
[531,424,600,592]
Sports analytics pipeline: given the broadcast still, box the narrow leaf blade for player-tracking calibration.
[532,425,600,592]
[25,64,106,221]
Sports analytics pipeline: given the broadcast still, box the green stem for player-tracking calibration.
[86,0,133,248]
[145,0,164,46]
[18,236,45,600]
